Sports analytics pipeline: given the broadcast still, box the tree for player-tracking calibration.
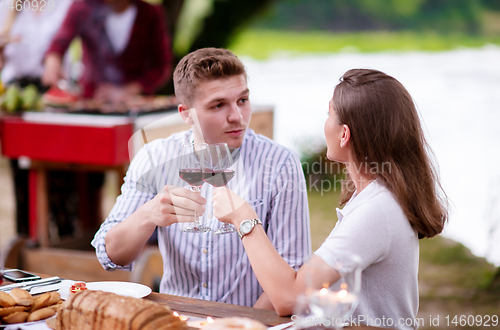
[159,0,276,93]
[187,0,276,53]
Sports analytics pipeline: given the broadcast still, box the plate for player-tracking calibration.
[58,281,152,300]
[0,317,52,329]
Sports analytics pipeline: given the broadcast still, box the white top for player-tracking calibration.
[315,180,419,330]
[92,129,311,307]
[1,0,73,83]
[104,4,137,54]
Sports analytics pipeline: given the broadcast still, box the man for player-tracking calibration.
[42,0,172,102]
[92,48,311,308]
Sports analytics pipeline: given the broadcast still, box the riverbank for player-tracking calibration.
[230,30,500,59]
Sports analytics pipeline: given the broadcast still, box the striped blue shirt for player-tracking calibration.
[92,129,311,306]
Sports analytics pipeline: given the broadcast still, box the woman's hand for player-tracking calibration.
[213,187,258,229]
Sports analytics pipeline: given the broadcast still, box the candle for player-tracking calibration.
[338,289,348,298]
[172,311,189,321]
[200,316,214,326]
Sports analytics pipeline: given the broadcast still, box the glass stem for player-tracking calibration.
[191,185,201,225]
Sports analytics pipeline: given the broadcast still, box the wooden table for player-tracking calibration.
[144,293,387,329]
[0,272,384,329]
[145,292,291,327]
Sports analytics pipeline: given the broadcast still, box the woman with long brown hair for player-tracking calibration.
[213,69,448,329]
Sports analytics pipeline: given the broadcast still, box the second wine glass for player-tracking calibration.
[202,143,237,235]
[179,143,211,233]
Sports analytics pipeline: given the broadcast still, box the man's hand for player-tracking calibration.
[105,185,207,266]
[212,187,258,228]
[144,185,207,227]
[94,82,142,105]
[42,53,64,86]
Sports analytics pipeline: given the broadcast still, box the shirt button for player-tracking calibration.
[203,283,208,288]
[202,249,208,254]
[207,214,213,218]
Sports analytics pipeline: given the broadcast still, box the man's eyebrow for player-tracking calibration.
[207,97,226,104]
[207,89,250,104]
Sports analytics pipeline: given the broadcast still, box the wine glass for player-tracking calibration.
[293,256,361,329]
[179,143,211,233]
[202,143,237,235]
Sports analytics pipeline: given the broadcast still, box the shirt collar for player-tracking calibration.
[336,179,379,222]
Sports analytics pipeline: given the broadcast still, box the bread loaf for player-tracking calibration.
[54,290,187,330]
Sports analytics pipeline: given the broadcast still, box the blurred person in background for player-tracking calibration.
[0,0,72,90]
[42,0,173,103]
[0,0,74,238]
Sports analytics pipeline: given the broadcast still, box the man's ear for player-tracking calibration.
[178,104,194,125]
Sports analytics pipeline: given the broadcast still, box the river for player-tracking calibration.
[242,45,500,266]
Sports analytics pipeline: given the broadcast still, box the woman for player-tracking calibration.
[213,69,448,329]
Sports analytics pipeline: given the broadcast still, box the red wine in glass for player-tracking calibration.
[179,143,211,233]
[202,143,238,235]
[202,169,235,187]
[179,168,204,186]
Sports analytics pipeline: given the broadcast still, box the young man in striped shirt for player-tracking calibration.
[92,48,311,309]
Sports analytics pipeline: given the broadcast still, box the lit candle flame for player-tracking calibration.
[319,288,328,295]
[207,316,214,323]
[172,311,188,321]
[338,289,348,298]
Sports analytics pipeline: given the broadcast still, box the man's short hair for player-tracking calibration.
[173,48,247,107]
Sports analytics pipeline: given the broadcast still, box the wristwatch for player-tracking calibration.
[238,218,262,239]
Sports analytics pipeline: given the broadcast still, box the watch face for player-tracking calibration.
[240,221,253,234]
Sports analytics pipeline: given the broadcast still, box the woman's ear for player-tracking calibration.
[340,124,351,148]
[178,104,194,125]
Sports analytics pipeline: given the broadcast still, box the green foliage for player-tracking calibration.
[299,144,343,194]
[187,0,277,54]
[229,29,500,59]
[173,0,214,56]
[308,189,340,250]
[482,0,500,10]
[356,0,426,20]
[419,236,497,291]
[249,0,487,34]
